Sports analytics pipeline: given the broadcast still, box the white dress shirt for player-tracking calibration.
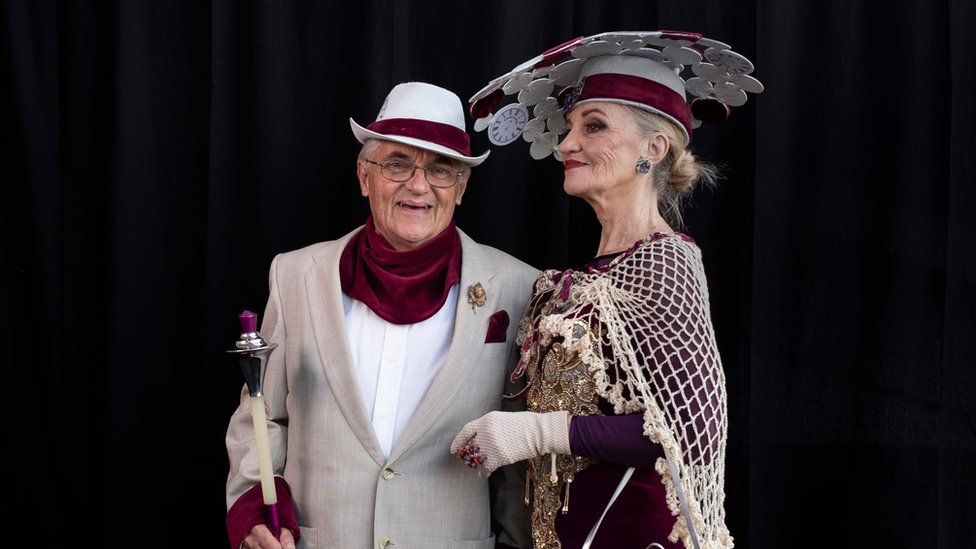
[342,285,458,458]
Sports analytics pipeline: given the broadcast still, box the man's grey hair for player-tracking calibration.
[357,138,382,162]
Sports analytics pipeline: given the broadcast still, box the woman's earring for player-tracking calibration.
[635,158,653,174]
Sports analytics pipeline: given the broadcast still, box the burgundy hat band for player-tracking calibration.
[366,118,472,156]
[576,73,693,138]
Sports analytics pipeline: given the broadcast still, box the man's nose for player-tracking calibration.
[403,166,430,193]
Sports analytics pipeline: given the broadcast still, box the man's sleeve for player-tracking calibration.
[224,254,300,547]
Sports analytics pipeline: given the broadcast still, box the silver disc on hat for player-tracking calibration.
[713,82,748,106]
[546,113,568,134]
[704,48,754,75]
[692,62,731,82]
[473,115,494,132]
[521,117,546,143]
[730,73,764,94]
[517,78,555,106]
[571,40,624,59]
[685,77,715,98]
[532,65,555,78]
[502,71,535,95]
[549,58,584,86]
[644,35,694,48]
[529,132,558,159]
[533,97,559,118]
[662,46,703,65]
[623,47,668,63]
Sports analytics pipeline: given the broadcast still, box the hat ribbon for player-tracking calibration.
[566,73,693,138]
[367,118,472,157]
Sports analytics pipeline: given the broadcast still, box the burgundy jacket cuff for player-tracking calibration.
[226,477,301,548]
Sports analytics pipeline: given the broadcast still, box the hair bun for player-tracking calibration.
[667,149,699,193]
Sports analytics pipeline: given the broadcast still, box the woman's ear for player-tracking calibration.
[643,132,670,164]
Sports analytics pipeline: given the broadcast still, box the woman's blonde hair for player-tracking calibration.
[626,106,719,228]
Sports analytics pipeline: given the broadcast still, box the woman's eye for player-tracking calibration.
[585,123,605,133]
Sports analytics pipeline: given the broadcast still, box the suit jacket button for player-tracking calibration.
[381,468,396,480]
[378,537,394,548]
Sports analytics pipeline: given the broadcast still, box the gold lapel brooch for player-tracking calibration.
[467,282,487,312]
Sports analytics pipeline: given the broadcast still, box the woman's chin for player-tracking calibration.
[562,175,589,197]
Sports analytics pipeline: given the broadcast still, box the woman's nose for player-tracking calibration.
[557,129,580,155]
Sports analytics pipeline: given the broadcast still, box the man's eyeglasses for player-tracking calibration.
[363,158,463,188]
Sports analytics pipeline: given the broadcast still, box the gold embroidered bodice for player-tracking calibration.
[523,311,603,548]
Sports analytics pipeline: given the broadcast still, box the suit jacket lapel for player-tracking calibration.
[306,228,386,466]
[388,230,498,463]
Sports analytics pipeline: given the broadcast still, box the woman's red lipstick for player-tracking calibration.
[564,160,586,170]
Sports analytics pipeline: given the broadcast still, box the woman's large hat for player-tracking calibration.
[351,82,489,166]
[468,31,763,159]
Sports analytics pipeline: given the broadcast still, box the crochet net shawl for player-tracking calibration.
[514,234,732,548]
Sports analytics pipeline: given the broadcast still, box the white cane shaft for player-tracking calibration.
[250,395,279,505]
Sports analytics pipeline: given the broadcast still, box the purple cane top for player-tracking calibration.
[239,310,258,333]
[553,233,697,549]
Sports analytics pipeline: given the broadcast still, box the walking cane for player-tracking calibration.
[228,310,281,539]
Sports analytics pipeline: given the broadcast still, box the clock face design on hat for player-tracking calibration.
[488,103,529,146]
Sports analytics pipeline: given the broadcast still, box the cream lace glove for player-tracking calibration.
[450,411,571,476]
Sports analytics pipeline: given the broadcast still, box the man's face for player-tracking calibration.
[357,140,469,251]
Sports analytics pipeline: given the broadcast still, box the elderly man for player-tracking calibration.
[225,82,538,549]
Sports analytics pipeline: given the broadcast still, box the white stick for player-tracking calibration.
[250,395,278,505]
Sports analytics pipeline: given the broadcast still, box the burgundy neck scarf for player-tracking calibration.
[339,217,462,325]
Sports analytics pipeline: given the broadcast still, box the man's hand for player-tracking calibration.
[450,411,571,475]
[241,525,296,549]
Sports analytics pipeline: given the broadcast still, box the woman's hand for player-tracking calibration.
[450,411,571,475]
[241,525,295,549]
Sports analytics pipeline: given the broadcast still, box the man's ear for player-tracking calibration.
[454,171,470,205]
[357,160,370,197]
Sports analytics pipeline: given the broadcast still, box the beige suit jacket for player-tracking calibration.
[226,227,538,549]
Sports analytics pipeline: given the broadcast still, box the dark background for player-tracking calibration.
[2,1,974,547]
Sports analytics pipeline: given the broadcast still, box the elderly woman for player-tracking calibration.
[452,32,761,549]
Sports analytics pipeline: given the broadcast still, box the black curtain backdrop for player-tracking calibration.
[2,1,973,547]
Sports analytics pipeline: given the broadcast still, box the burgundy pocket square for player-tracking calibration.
[485,310,510,343]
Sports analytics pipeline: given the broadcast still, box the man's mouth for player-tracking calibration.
[396,201,433,211]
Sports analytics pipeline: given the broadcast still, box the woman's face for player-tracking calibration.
[557,102,647,199]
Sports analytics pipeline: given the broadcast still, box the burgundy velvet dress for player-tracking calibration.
[523,241,697,549]
[558,249,683,549]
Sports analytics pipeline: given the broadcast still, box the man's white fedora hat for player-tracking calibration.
[350,82,489,166]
